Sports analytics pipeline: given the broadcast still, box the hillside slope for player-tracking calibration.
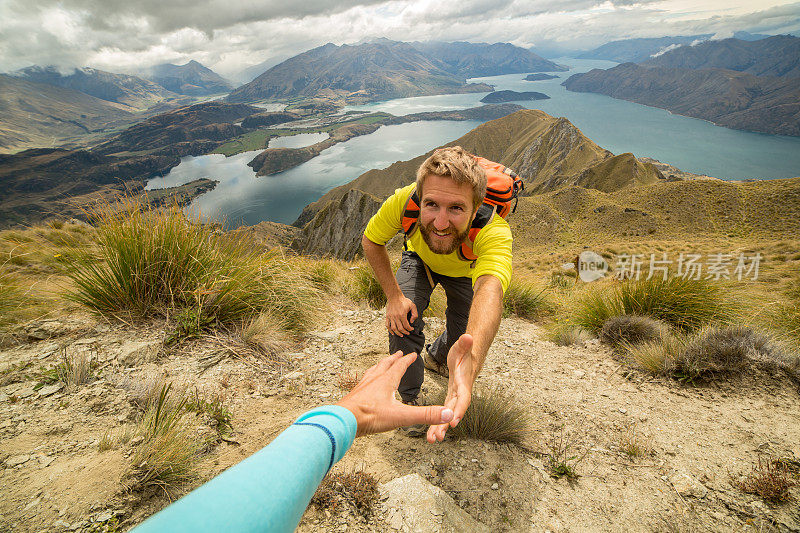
[0,75,139,153]
[411,41,567,77]
[642,35,800,78]
[226,41,493,104]
[563,63,800,136]
[147,60,233,96]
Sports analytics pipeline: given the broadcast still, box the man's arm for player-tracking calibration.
[361,234,418,337]
[427,274,503,442]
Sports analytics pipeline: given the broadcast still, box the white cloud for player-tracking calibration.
[1,0,798,77]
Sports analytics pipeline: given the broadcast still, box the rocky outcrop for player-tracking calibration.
[480,90,549,103]
[291,189,381,260]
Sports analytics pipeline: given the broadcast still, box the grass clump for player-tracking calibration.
[547,324,593,346]
[36,347,95,389]
[336,371,361,391]
[502,278,552,320]
[311,470,379,517]
[600,314,669,349]
[128,384,202,494]
[66,202,316,338]
[616,423,653,460]
[735,457,797,503]
[350,267,386,309]
[437,386,530,444]
[185,387,233,437]
[546,424,589,480]
[574,277,738,334]
[626,326,790,383]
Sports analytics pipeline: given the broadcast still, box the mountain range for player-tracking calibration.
[577,31,772,63]
[409,41,566,77]
[564,35,800,136]
[145,60,234,96]
[226,40,495,104]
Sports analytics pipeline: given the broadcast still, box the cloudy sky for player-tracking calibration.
[1,0,798,80]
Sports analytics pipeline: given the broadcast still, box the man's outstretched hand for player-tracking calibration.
[427,334,474,443]
[337,351,453,437]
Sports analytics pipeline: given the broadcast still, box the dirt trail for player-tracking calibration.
[1,307,798,532]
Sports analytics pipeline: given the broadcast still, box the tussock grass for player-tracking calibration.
[735,457,797,503]
[66,202,317,337]
[235,312,290,357]
[625,326,795,383]
[311,470,379,517]
[574,277,739,333]
[547,324,593,346]
[436,386,531,444]
[617,423,653,460]
[502,278,553,320]
[0,270,28,329]
[600,314,669,349]
[128,383,202,493]
[350,267,386,309]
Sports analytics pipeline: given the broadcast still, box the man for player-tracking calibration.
[361,146,513,442]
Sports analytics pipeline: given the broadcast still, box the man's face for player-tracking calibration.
[418,174,476,255]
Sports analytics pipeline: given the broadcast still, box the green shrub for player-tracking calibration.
[503,279,552,320]
[66,202,316,334]
[574,277,738,333]
[350,267,386,309]
[436,386,530,444]
[600,314,669,349]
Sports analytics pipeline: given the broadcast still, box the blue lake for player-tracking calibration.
[148,58,800,227]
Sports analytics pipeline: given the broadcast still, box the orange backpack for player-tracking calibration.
[401,156,523,262]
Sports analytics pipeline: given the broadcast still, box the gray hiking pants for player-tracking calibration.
[391,251,473,402]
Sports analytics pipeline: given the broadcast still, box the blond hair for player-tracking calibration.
[416,146,486,210]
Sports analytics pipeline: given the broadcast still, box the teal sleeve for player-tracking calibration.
[133,405,357,533]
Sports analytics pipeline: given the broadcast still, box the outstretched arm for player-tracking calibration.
[427,274,503,442]
[361,234,418,338]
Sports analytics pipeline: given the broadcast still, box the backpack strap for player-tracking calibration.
[457,203,495,263]
[401,189,421,235]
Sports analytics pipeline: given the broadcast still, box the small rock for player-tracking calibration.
[38,456,54,467]
[16,386,36,399]
[6,454,31,467]
[573,370,585,379]
[94,324,111,333]
[320,392,331,398]
[24,498,41,511]
[95,510,114,522]
[670,472,708,498]
[129,436,144,446]
[491,483,499,490]
[117,339,161,367]
[26,320,65,341]
[54,519,70,528]
[38,383,64,398]
[281,371,304,382]
[619,408,627,414]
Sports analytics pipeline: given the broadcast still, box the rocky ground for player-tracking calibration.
[1,301,799,532]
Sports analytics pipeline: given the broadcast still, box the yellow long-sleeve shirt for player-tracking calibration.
[363,184,513,292]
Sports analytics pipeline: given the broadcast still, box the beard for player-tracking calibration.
[419,221,470,255]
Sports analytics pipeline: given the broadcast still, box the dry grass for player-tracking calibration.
[735,457,798,503]
[574,276,740,334]
[126,383,204,494]
[311,470,379,517]
[547,324,593,346]
[37,347,95,389]
[625,325,793,383]
[600,314,669,349]
[616,423,653,460]
[66,201,317,338]
[436,386,531,444]
[502,278,553,320]
[350,266,386,309]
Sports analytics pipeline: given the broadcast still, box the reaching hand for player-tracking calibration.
[427,334,474,443]
[337,351,453,437]
[385,295,418,337]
